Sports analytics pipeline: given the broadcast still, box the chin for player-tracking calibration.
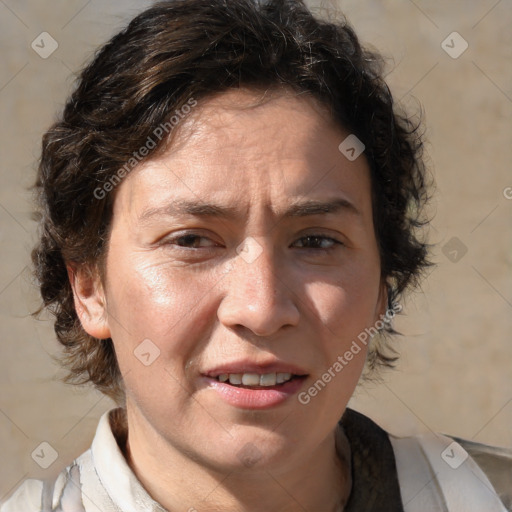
[201,432,296,473]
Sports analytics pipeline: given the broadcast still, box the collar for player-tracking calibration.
[90,407,404,512]
[91,408,166,512]
[340,408,404,511]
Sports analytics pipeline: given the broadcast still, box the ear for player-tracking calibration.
[67,264,111,339]
[374,280,389,321]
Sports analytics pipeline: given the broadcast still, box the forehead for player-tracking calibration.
[116,88,372,218]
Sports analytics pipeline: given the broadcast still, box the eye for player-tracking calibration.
[164,233,220,249]
[293,235,343,251]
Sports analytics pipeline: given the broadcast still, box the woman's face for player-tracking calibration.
[85,89,386,470]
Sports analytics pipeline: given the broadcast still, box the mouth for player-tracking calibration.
[200,368,309,409]
[213,372,306,389]
[200,360,309,409]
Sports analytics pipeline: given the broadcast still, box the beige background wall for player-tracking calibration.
[1,0,511,501]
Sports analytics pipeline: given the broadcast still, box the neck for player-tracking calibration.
[123,410,352,512]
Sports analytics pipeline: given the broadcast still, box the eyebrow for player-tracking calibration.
[138,197,360,223]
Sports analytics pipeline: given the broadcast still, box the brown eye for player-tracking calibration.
[175,235,208,248]
[164,232,220,249]
[293,235,342,250]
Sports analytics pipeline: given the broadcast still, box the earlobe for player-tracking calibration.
[67,264,111,339]
[376,281,389,320]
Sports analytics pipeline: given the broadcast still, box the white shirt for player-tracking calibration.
[1,408,510,511]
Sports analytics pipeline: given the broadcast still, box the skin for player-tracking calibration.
[70,88,387,512]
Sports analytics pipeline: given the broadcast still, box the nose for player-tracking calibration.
[217,239,300,337]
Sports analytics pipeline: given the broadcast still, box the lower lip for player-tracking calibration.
[201,376,307,410]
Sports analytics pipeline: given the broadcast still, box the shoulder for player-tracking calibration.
[1,409,116,512]
[390,428,512,512]
[0,456,88,512]
[447,434,512,512]
[341,408,511,512]
[1,478,45,512]
[1,408,159,512]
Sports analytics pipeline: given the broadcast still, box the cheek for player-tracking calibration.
[305,282,369,373]
[305,266,381,341]
[104,259,222,415]
[105,256,220,361]
[301,278,377,401]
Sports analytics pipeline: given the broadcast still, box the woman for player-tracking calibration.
[2,0,510,510]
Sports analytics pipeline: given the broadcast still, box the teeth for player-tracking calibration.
[216,372,294,386]
[228,373,242,385]
[259,373,277,386]
[242,373,261,386]
[276,372,292,384]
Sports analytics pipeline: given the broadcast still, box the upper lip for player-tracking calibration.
[202,359,309,378]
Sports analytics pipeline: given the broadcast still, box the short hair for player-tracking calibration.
[33,0,431,404]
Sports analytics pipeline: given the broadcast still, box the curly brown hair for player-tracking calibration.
[33,0,431,404]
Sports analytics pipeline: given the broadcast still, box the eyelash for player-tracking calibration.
[163,233,343,252]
